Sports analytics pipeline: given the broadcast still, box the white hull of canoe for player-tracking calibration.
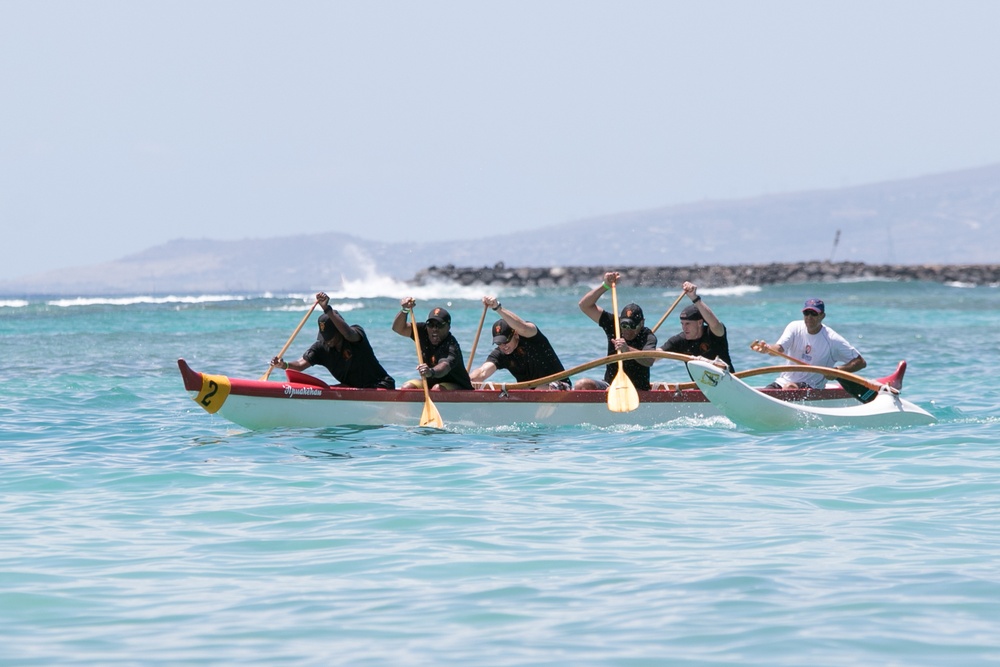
[207,391,729,430]
[178,358,863,430]
[686,359,936,430]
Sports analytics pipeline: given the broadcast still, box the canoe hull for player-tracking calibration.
[208,390,724,430]
[177,358,868,430]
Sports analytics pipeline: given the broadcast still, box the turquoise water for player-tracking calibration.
[2,279,998,666]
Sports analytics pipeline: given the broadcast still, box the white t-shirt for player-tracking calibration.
[775,321,861,389]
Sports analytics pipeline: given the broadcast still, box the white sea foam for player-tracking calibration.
[33,276,488,311]
[265,262,487,311]
[267,300,363,313]
[672,285,762,298]
[838,275,895,283]
[47,295,251,307]
[329,266,487,301]
[0,299,30,308]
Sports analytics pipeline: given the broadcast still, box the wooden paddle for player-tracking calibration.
[411,312,444,428]
[607,283,640,412]
[260,299,319,380]
[650,291,687,334]
[490,349,881,394]
[749,340,892,401]
[489,350,694,390]
[465,302,489,372]
[669,364,870,391]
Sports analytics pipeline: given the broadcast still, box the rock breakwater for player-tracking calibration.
[413,262,1000,288]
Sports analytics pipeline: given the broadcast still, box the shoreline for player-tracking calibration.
[413,261,1000,288]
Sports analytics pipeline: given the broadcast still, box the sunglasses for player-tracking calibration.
[620,321,637,330]
[803,310,822,317]
[425,320,446,329]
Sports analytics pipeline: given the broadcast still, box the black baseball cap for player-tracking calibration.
[318,313,337,340]
[492,319,514,344]
[426,307,451,324]
[679,305,704,321]
[620,303,644,326]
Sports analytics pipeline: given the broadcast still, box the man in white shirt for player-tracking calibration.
[758,298,866,389]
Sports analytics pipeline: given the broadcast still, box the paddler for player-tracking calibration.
[392,299,474,390]
[574,271,657,391]
[270,292,395,389]
[469,296,571,389]
[754,298,866,389]
[659,281,735,372]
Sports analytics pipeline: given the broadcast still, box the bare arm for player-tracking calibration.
[469,361,498,383]
[751,340,784,356]
[579,271,618,324]
[392,297,416,337]
[317,292,360,342]
[839,354,866,374]
[270,354,311,371]
[683,282,725,337]
[628,330,657,367]
[423,348,454,379]
[484,295,537,337]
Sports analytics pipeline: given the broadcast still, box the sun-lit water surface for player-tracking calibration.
[2,280,999,666]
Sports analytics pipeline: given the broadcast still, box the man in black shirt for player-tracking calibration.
[576,271,657,391]
[660,281,735,372]
[391,299,474,390]
[469,296,570,389]
[271,292,395,389]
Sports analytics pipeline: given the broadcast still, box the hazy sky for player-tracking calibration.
[3,1,999,281]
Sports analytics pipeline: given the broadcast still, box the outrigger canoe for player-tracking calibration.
[176,351,929,430]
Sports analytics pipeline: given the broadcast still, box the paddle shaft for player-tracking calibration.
[750,342,891,395]
[410,313,444,428]
[604,283,641,411]
[670,364,856,391]
[611,284,622,363]
[650,292,687,334]
[260,300,319,380]
[492,350,695,390]
[483,349,880,394]
[465,303,489,372]
[752,341,813,367]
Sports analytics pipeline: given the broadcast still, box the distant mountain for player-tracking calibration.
[3,163,999,295]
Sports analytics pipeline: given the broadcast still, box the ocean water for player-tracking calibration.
[1,278,998,666]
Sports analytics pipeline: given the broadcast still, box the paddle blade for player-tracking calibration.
[420,397,444,428]
[608,368,640,413]
[837,378,878,404]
